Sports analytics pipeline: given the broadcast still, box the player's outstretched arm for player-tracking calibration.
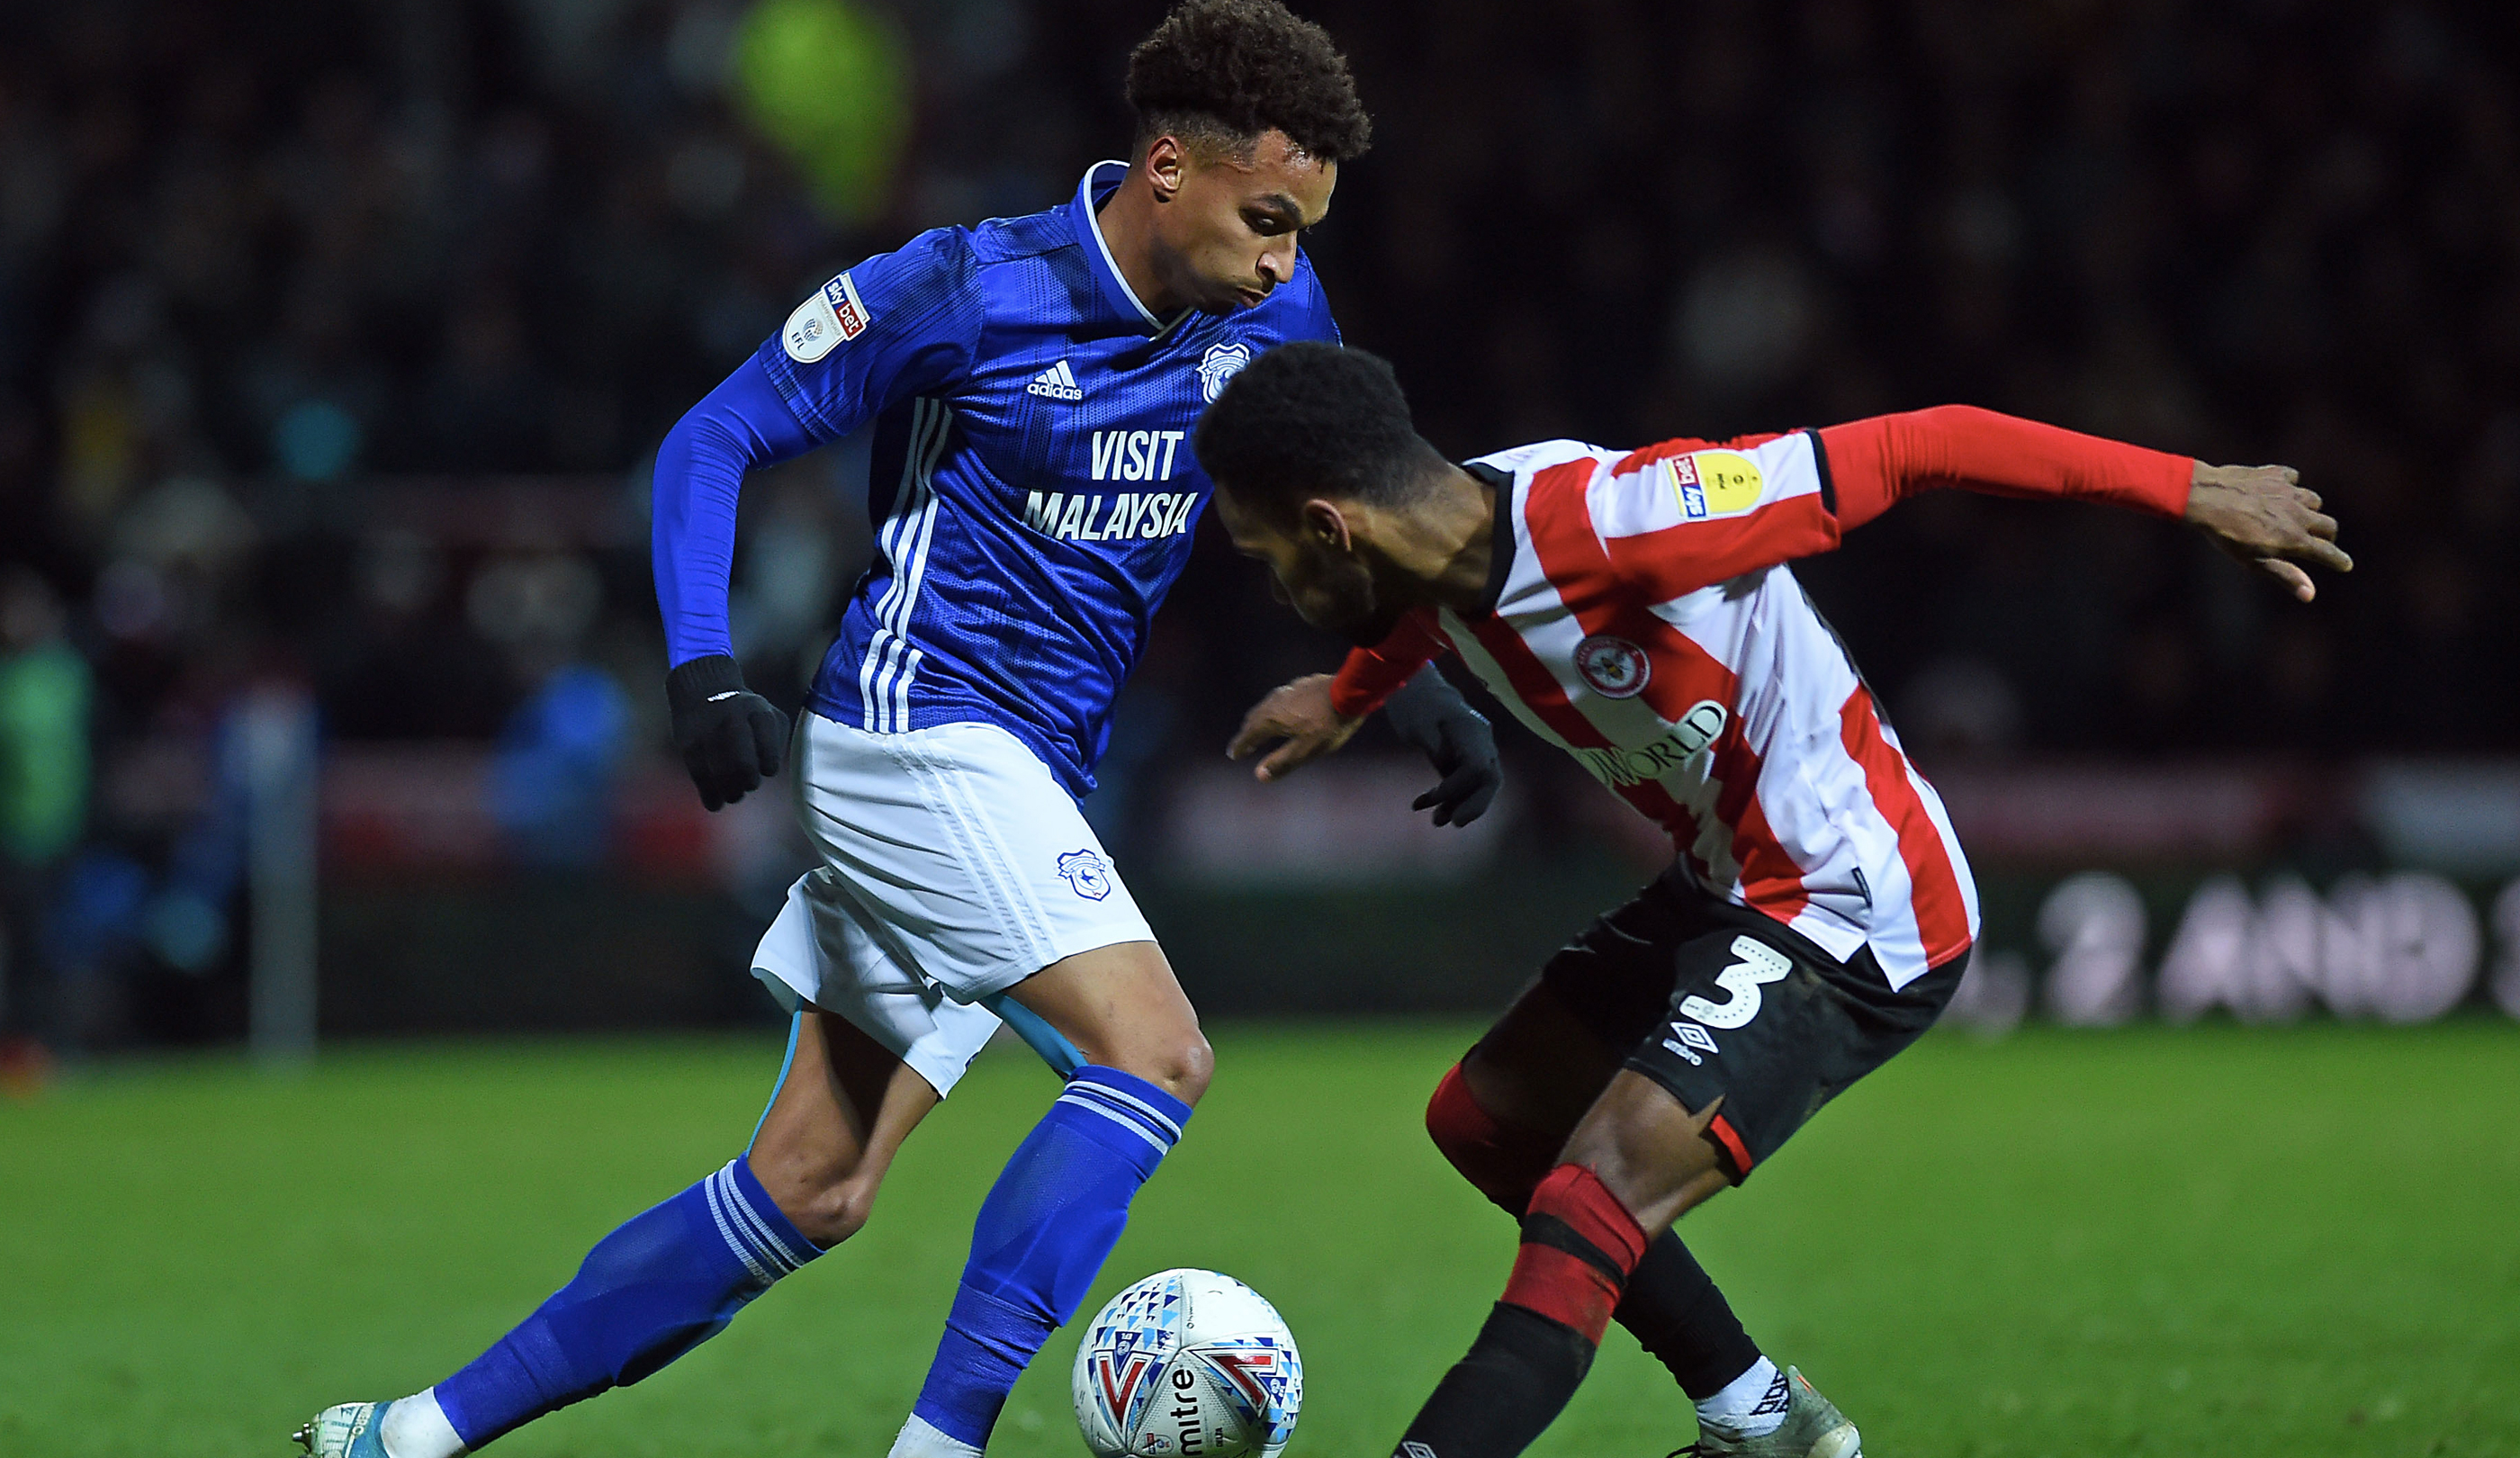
[1228,672,1362,782]
[2182,463,2353,601]
[1820,407,2350,600]
[1228,666,1502,825]
[1225,616,1437,784]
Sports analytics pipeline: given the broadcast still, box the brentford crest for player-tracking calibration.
[1573,634,1651,698]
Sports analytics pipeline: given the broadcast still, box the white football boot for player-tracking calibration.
[1673,1367,1861,1458]
[293,1400,392,1458]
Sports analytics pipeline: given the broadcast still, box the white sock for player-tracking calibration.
[378,1389,466,1458]
[888,1413,985,1458]
[1696,1356,1789,1439]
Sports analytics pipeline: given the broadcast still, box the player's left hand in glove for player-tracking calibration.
[1382,665,1500,827]
[666,654,789,811]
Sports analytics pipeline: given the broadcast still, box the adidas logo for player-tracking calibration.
[1026,358,1084,402]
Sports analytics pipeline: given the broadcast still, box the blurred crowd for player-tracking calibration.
[1177,0,2517,764]
[2,1,2513,1045]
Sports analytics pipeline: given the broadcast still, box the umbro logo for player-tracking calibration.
[1027,358,1084,402]
[1660,1018,1718,1066]
[1670,1020,1719,1055]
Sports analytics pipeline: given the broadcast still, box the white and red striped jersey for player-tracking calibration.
[1332,406,2192,990]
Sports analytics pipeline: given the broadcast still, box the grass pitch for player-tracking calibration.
[2,1021,2515,1457]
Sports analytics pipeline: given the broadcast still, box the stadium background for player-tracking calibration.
[2,4,2516,1457]
[4,0,2514,1048]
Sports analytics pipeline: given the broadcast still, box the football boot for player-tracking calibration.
[1672,1367,1860,1458]
[293,1400,393,1458]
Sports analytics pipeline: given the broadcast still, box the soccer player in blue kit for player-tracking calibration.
[295,4,1498,1457]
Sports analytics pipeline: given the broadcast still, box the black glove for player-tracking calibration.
[1382,665,1500,826]
[666,654,790,811]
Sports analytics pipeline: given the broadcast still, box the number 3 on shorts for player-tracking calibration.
[1678,935,1793,1030]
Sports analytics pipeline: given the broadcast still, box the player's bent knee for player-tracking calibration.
[781,1170,882,1248]
[750,1142,888,1247]
[1061,1025,1211,1104]
[1426,1061,1559,1212]
[1146,1029,1214,1105]
[1092,1018,1212,1104]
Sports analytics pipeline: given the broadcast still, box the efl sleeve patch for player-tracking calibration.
[1666,449,1764,518]
[1594,431,1838,590]
[1590,435,1822,539]
[782,271,873,364]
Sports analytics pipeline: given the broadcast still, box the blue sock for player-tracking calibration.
[911,1065,1191,1447]
[435,1156,822,1447]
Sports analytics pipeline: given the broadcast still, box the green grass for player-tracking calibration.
[2,1021,2516,1457]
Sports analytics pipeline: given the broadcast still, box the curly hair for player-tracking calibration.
[1126,0,1372,163]
[1194,341,1438,511]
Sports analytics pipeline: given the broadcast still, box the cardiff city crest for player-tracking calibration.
[1058,849,1114,901]
[1198,341,1253,402]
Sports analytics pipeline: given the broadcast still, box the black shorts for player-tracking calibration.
[1534,865,1966,1182]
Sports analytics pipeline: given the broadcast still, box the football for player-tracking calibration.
[1071,1269,1304,1458]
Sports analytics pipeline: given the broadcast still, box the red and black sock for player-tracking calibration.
[1390,1165,1647,1458]
[1425,1065,1763,1401]
[1623,1231,1765,1400]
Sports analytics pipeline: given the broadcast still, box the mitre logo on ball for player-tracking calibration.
[1574,634,1651,698]
[1075,1269,1303,1458]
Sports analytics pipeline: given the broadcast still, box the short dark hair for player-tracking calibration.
[1126,0,1372,164]
[1195,341,1436,512]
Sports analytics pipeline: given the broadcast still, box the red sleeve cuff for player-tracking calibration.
[1329,615,1441,717]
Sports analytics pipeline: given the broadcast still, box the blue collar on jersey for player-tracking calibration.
[1072,160,1192,339]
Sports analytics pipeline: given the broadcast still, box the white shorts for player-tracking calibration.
[750,713,1154,1097]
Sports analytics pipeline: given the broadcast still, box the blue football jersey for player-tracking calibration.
[756,161,1340,796]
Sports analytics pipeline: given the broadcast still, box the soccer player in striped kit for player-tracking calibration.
[296,9,1498,1458]
[1201,341,2351,1458]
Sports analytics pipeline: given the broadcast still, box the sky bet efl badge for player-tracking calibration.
[783,272,871,364]
[1667,450,1763,519]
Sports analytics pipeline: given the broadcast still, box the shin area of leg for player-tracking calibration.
[432,1158,822,1448]
[904,1063,1192,1451]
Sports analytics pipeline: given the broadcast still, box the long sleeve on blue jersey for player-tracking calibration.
[651,356,818,668]
[654,228,985,667]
